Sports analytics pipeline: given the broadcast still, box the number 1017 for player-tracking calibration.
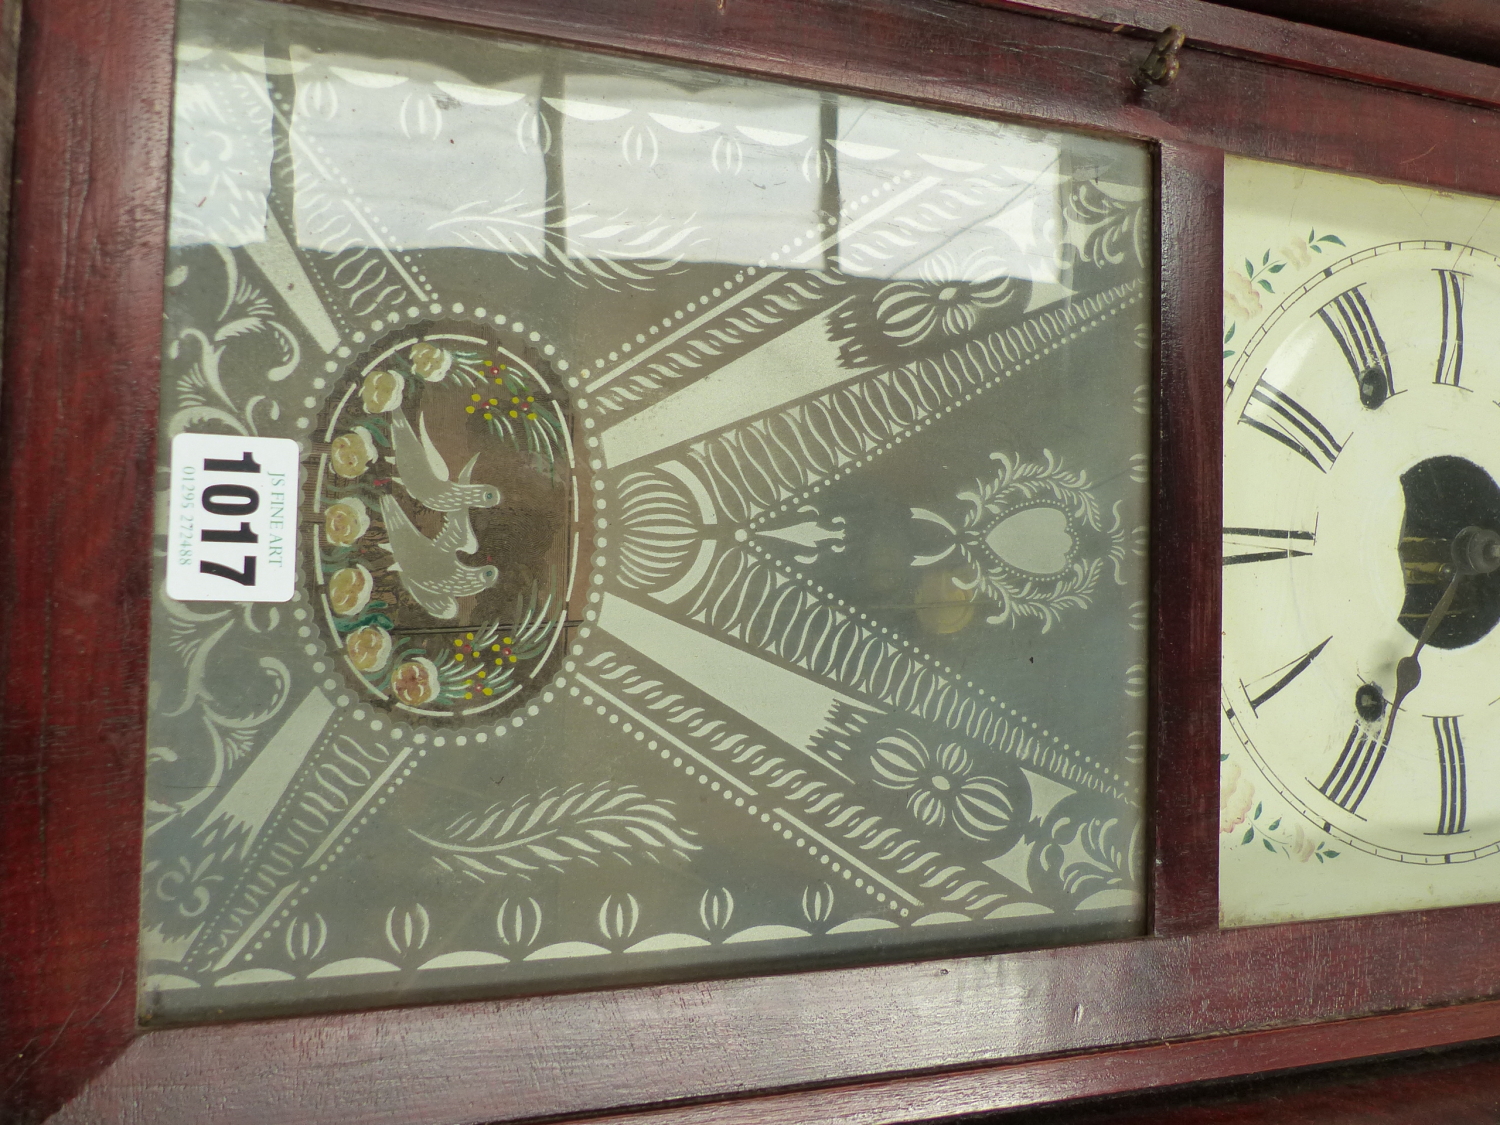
[166,434,300,604]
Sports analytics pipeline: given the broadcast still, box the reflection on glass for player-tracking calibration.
[143,0,1152,1021]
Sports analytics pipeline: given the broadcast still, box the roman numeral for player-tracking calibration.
[1434,270,1467,387]
[1240,382,1346,473]
[1317,286,1393,407]
[1433,716,1468,835]
[1319,721,1388,815]
[1223,525,1315,566]
[1241,637,1330,715]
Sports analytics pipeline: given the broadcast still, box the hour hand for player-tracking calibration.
[1381,526,1500,748]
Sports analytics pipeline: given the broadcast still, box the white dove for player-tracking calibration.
[390,410,502,512]
[379,493,498,619]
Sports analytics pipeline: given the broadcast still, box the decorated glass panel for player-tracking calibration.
[142,0,1152,1021]
[1222,157,1500,924]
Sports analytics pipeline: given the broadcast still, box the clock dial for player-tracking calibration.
[1224,240,1500,868]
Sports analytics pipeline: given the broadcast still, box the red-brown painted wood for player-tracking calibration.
[9,0,1500,1122]
[1208,0,1500,72]
[0,0,174,1120]
[1149,141,1222,937]
[567,1003,1500,1125]
[1044,1040,1500,1123]
[46,907,1500,1123]
[0,0,21,372]
[970,0,1500,111]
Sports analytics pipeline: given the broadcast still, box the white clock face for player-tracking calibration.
[1224,241,1500,863]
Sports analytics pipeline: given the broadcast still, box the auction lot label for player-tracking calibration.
[166,434,300,602]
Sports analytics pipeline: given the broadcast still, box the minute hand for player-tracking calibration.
[1380,526,1500,750]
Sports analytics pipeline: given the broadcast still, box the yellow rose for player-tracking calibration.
[328,564,373,617]
[330,428,377,479]
[324,498,370,547]
[391,657,439,706]
[361,368,404,413]
[346,624,392,672]
[409,342,453,382]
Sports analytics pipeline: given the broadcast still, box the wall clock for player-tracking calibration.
[17,0,1500,1122]
[1221,160,1500,923]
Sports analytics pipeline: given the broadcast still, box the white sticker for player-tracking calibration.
[166,434,301,603]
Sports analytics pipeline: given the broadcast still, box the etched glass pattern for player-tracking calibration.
[142,0,1152,1020]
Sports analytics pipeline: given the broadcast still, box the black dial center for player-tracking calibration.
[1397,455,1500,649]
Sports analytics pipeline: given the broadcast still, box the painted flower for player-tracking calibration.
[1289,823,1317,862]
[1220,759,1255,834]
[345,624,392,672]
[323,498,370,547]
[328,564,373,617]
[870,731,1019,839]
[409,342,453,382]
[391,656,439,706]
[1281,239,1312,269]
[1224,268,1262,322]
[361,368,404,413]
[871,250,1017,347]
[451,632,519,700]
[330,428,377,479]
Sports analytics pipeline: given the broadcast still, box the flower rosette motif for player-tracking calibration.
[361,368,404,413]
[828,248,1027,368]
[409,341,454,382]
[328,564,373,617]
[391,656,440,707]
[870,730,1026,842]
[872,251,1019,346]
[330,428,377,478]
[345,623,393,673]
[323,498,370,547]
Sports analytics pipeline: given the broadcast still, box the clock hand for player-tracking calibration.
[1380,526,1500,750]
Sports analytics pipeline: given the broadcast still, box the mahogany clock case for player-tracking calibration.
[9,0,1500,1122]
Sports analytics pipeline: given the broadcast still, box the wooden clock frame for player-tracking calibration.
[9,0,1500,1120]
